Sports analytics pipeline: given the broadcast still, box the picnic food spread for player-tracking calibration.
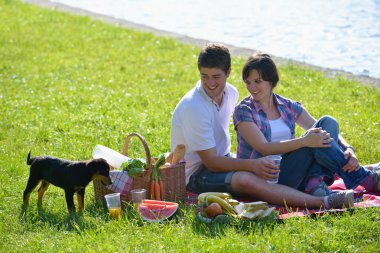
[93,134,276,223]
[197,192,277,222]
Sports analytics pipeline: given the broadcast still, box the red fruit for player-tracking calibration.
[138,202,178,222]
[204,203,223,218]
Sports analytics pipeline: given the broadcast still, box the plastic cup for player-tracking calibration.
[104,193,121,218]
[267,155,282,184]
[130,189,146,208]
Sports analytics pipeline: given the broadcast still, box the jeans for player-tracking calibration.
[278,115,370,190]
[186,164,235,194]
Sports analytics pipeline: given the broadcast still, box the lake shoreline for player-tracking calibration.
[24,0,380,87]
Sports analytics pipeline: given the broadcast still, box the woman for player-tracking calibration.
[233,53,379,195]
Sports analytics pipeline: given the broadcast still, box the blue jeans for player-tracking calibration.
[186,164,235,194]
[278,115,370,190]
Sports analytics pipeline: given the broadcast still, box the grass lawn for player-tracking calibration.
[1,0,380,252]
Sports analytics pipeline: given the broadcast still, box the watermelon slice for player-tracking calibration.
[141,199,178,206]
[138,200,179,222]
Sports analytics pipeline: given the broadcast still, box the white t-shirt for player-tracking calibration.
[171,80,239,184]
[269,117,291,142]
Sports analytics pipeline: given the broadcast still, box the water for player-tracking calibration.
[52,0,380,78]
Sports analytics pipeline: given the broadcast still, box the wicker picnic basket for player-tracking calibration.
[158,160,186,202]
[93,132,186,204]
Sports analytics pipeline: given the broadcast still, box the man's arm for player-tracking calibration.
[196,148,279,181]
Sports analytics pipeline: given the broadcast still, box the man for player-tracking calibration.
[170,43,353,209]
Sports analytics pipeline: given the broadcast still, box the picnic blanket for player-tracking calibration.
[277,177,380,219]
[183,177,380,220]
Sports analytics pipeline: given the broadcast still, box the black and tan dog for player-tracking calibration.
[23,151,112,213]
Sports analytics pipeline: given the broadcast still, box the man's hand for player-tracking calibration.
[342,148,360,173]
[251,157,280,181]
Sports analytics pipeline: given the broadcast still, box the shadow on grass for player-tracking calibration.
[190,207,279,238]
[19,199,114,232]
[18,198,148,232]
[19,203,89,232]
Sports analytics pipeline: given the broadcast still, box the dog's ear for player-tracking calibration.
[87,158,110,172]
[87,158,105,165]
[88,159,112,185]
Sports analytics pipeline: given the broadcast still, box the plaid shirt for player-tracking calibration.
[233,94,303,159]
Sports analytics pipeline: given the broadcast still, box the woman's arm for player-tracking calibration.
[296,109,316,130]
[338,135,360,172]
[236,120,331,156]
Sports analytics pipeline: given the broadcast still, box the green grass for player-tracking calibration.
[1,0,380,252]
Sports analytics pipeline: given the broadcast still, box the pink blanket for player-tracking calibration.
[277,177,380,219]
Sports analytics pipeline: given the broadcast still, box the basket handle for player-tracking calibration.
[123,132,152,173]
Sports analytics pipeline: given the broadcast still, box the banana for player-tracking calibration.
[206,195,236,216]
[197,192,232,205]
[226,198,239,206]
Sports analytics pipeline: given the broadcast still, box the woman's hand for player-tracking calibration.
[342,149,360,172]
[251,157,280,181]
[302,127,333,148]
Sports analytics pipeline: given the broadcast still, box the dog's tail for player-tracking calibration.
[27,151,34,165]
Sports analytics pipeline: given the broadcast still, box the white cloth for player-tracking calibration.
[171,80,239,184]
[269,117,291,142]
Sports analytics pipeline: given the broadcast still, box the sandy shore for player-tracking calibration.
[24,0,380,87]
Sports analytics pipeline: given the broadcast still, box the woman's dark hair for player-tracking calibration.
[197,43,231,74]
[242,53,279,88]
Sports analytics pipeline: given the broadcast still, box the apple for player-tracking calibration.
[204,202,223,218]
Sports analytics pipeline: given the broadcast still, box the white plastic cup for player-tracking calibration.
[92,144,130,169]
[130,189,146,208]
[104,193,121,218]
[267,155,282,184]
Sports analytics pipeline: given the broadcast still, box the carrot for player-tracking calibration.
[150,180,156,199]
[159,179,164,201]
[151,154,165,200]
[155,181,161,201]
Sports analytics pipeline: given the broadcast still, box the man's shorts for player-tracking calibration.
[186,164,235,194]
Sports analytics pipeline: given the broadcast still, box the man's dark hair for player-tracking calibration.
[197,43,231,74]
[242,53,279,88]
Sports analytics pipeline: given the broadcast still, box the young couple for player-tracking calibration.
[170,43,380,209]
